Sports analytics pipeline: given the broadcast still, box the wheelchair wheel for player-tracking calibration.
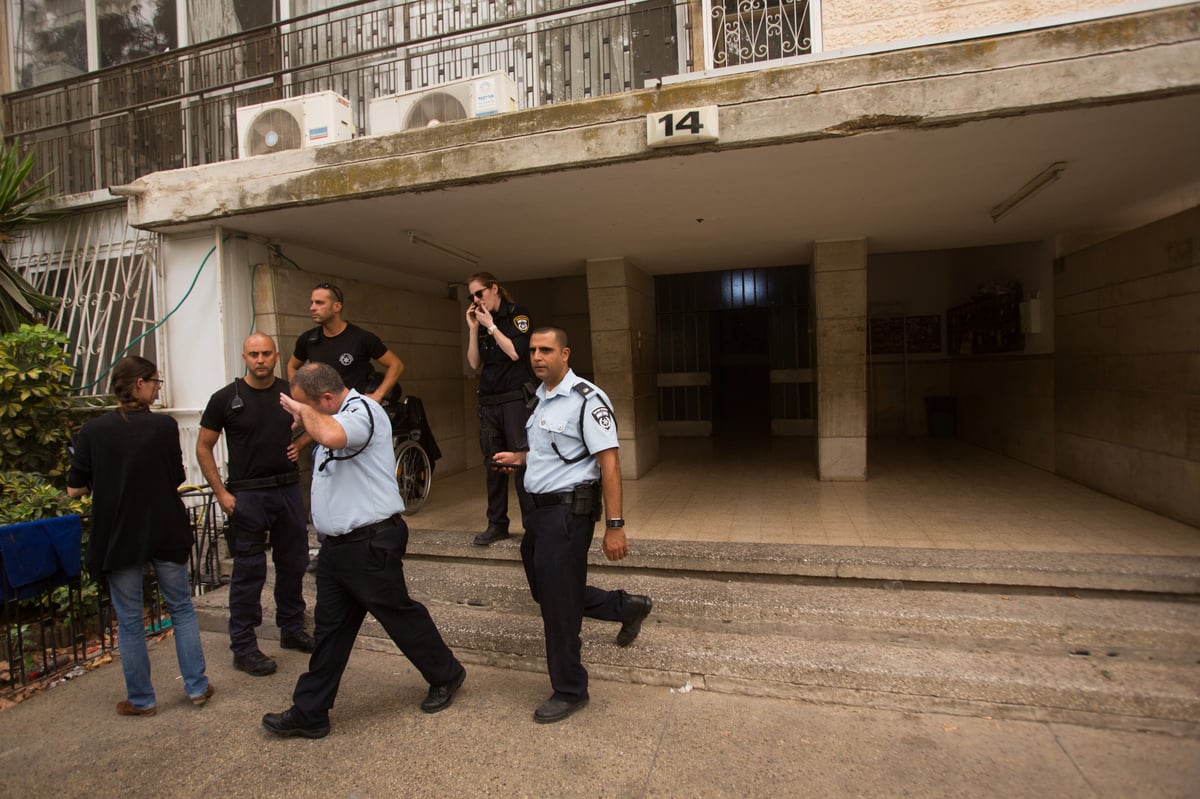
[395,437,432,514]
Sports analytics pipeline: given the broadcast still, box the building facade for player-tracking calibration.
[3,0,1198,530]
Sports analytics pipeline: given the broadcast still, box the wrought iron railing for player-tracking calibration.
[4,205,160,398]
[1,491,225,700]
[707,0,813,68]
[3,0,702,197]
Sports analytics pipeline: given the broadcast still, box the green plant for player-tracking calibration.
[0,469,88,526]
[0,324,77,477]
[0,145,62,333]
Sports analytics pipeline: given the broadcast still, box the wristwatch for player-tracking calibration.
[605,518,625,529]
[487,325,497,335]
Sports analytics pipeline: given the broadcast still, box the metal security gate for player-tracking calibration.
[5,204,160,398]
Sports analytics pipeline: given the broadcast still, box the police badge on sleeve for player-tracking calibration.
[514,315,531,334]
[591,405,614,430]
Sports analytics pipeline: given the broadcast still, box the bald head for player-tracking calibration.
[241,332,280,386]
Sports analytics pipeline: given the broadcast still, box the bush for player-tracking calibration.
[0,325,92,642]
[0,324,77,478]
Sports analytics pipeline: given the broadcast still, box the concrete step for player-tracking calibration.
[404,528,1200,595]
[402,558,1200,661]
[197,530,1200,736]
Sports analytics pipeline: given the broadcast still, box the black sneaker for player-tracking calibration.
[534,695,589,724]
[262,709,330,739]
[472,526,510,546]
[280,631,316,653]
[233,650,278,676]
[616,594,653,647]
[420,666,466,713]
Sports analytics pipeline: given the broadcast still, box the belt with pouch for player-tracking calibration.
[530,491,576,507]
[225,472,299,492]
[325,513,403,545]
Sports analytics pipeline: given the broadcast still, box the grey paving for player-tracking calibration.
[2,629,1197,799]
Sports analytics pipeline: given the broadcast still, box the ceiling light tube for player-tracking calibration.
[990,162,1068,223]
[406,230,480,265]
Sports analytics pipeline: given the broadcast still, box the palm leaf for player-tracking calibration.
[0,144,62,332]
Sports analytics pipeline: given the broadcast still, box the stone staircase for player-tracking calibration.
[193,528,1200,737]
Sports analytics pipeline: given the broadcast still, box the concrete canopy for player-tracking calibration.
[118,4,1200,282]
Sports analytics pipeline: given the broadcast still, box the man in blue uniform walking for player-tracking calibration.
[262,363,465,738]
[492,327,653,723]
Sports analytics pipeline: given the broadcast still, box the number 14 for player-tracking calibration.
[657,111,704,137]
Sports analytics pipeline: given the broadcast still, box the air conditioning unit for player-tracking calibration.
[236,91,354,158]
[368,73,519,135]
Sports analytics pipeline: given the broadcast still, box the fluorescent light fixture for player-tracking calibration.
[990,161,1068,223]
[406,230,480,265]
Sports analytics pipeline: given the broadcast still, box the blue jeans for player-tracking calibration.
[108,560,209,709]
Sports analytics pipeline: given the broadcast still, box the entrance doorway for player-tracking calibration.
[710,308,771,436]
[656,265,812,439]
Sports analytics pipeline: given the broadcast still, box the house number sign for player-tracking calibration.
[646,106,719,148]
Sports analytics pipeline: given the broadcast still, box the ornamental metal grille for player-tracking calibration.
[5,205,160,398]
[710,0,813,69]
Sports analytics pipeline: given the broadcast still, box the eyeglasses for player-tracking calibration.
[315,282,344,303]
[146,377,164,385]
[472,288,488,299]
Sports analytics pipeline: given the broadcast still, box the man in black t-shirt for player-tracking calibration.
[286,282,404,402]
[197,333,314,677]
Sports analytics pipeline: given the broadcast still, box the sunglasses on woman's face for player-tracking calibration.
[472,288,487,299]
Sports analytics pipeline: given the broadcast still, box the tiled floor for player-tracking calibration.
[410,437,1200,557]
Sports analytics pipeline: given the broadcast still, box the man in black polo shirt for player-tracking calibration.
[197,333,314,677]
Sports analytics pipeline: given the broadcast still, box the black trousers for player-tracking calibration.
[290,517,460,723]
[520,503,628,701]
[479,397,533,531]
[226,484,308,656]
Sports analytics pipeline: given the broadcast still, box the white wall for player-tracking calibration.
[161,231,227,412]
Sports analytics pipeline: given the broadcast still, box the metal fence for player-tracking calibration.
[2,0,703,198]
[1,489,225,700]
[3,205,161,399]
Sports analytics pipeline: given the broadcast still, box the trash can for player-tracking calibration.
[924,396,957,439]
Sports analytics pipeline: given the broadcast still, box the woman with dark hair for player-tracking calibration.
[465,272,535,545]
[67,356,212,716]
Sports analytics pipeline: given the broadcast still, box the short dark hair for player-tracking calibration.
[530,326,568,348]
[313,282,344,304]
[292,362,345,398]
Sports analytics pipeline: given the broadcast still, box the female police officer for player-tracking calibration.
[465,272,535,545]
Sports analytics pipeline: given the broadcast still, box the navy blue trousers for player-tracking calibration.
[520,504,627,701]
[227,484,309,656]
[479,397,533,531]
[290,518,461,724]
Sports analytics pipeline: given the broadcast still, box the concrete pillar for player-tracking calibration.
[813,239,868,481]
[585,257,658,479]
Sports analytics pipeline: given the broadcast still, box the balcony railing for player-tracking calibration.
[2,0,813,198]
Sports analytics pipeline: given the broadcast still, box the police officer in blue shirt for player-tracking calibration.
[492,327,653,724]
[262,363,465,739]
